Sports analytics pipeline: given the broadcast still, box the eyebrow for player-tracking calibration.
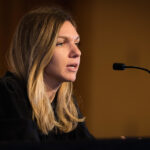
[57,35,80,41]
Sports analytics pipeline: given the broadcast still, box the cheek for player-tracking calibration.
[50,54,64,68]
[50,50,65,65]
[45,57,58,73]
[44,54,65,75]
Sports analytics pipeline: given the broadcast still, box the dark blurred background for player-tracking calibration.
[1,0,150,139]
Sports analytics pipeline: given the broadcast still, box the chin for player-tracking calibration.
[63,76,76,82]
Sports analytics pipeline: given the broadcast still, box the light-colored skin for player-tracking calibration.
[44,21,81,101]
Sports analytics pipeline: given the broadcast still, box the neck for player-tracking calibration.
[44,74,61,103]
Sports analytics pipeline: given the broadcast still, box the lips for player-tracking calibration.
[66,63,79,72]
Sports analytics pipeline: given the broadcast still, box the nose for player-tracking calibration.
[69,43,81,58]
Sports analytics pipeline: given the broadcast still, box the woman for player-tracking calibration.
[0,7,94,142]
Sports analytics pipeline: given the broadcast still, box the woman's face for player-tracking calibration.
[44,21,81,84]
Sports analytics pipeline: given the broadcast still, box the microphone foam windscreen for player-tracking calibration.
[113,63,125,70]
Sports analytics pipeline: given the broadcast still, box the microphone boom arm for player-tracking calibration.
[125,66,150,73]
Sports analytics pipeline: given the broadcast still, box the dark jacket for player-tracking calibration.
[0,72,93,142]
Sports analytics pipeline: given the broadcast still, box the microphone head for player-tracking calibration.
[113,63,125,70]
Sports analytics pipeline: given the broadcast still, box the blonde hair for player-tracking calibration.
[7,7,84,134]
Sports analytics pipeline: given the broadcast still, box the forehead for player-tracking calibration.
[58,21,79,38]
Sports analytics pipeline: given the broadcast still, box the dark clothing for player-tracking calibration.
[0,72,93,142]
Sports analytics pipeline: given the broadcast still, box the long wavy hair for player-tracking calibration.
[7,7,84,134]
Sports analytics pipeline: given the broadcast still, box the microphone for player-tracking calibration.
[113,63,150,74]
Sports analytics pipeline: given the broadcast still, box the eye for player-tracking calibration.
[75,42,80,47]
[56,42,64,47]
